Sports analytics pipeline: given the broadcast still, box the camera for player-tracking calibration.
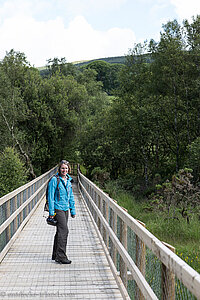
[46,216,57,226]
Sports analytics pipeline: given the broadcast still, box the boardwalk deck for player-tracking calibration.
[0,182,123,299]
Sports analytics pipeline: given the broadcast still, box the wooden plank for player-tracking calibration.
[0,191,45,262]
[0,181,124,300]
[79,172,200,299]
[79,180,158,300]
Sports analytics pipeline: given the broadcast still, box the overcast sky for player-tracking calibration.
[0,0,199,67]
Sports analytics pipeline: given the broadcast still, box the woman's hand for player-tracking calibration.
[49,215,55,219]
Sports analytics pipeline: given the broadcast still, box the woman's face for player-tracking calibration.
[60,163,69,177]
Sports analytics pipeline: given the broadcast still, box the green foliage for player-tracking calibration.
[186,137,200,181]
[0,49,114,176]
[83,60,124,94]
[176,246,200,274]
[45,57,78,78]
[104,180,200,273]
[1,15,200,198]
[91,167,110,188]
[74,56,126,67]
[81,15,200,193]
[0,147,28,196]
[149,169,200,223]
[0,51,30,153]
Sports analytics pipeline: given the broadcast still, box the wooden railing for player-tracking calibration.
[78,168,200,300]
[1,164,199,299]
[0,165,57,262]
[0,162,78,263]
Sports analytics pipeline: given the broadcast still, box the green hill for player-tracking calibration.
[73,56,126,67]
[38,55,126,71]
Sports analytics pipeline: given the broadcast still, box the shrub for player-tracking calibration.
[91,167,110,188]
[149,169,200,223]
[0,147,28,197]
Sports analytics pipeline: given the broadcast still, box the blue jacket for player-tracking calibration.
[48,173,76,216]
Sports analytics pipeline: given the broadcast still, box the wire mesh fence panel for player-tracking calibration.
[127,226,136,262]
[175,278,197,300]
[0,165,58,259]
[145,246,162,298]
[127,279,137,300]
[127,226,137,299]
[0,231,6,252]
[78,169,200,300]
[0,203,6,226]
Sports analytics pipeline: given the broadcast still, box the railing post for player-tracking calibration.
[25,188,29,217]
[110,208,117,267]
[94,190,97,224]
[97,195,101,232]
[119,216,128,288]
[13,195,18,233]
[102,200,106,243]
[161,242,175,300]
[20,191,23,224]
[135,220,146,300]
[6,200,11,242]
[103,201,109,248]
[99,196,104,237]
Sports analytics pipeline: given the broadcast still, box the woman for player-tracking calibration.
[48,160,76,264]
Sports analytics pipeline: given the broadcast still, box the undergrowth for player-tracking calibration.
[104,180,200,273]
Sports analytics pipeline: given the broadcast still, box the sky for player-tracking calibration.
[0,0,199,67]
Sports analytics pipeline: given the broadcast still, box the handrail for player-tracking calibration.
[77,167,200,300]
[0,165,58,262]
[1,164,199,299]
[0,163,78,262]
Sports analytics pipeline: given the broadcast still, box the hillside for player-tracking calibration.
[38,55,126,71]
[73,55,126,67]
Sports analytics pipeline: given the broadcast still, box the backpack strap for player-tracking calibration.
[55,174,60,201]
[59,175,70,194]
[44,174,61,212]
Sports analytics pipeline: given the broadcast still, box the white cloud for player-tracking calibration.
[65,16,136,60]
[0,14,136,66]
[170,0,200,20]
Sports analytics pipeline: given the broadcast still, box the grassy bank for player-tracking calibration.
[104,181,200,274]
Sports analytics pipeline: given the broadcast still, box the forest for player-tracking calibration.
[0,15,200,272]
[0,15,199,207]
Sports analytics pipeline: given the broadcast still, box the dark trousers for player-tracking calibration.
[52,209,69,260]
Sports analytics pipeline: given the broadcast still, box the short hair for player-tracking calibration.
[58,160,71,174]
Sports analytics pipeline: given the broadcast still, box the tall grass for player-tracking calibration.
[104,181,200,273]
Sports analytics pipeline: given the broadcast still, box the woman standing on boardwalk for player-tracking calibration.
[48,160,76,264]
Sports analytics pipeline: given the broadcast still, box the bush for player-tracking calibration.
[149,169,200,224]
[186,137,200,182]
[0,147,28,197]
[105,179,200,273]
[91,167,110,188]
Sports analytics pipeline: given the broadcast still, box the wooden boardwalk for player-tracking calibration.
[0,182,124,299]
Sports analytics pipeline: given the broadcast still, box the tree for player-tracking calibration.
[46,57,77,78]
[149,17,200,176]
[107,42,157,184]
[84,60,124,94]
[0,147,28,197]
[77,69,113,175]
[183,15,200,141]
[0,50,36,178]
[186,137,200,182]
[149,20,188,172]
